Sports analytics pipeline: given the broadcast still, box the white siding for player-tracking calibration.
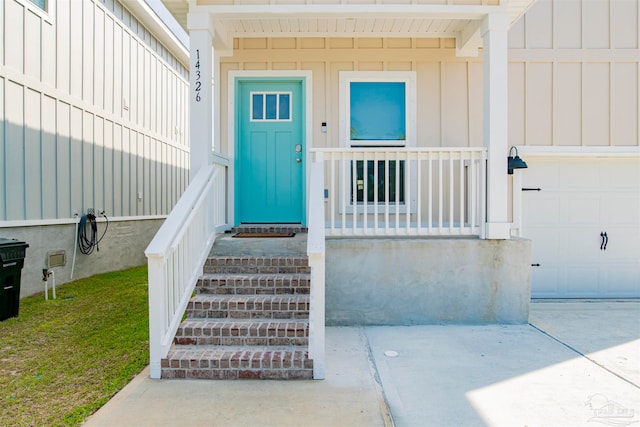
[24,88,41,219]
[41,96,57,218]
[6,81,25,219]
[0,0,190,222]
[509,0,639,148]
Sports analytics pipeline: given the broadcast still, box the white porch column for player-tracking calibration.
[482,13,510,239]
[187,13,215,180]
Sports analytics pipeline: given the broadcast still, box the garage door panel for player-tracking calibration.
[523,195,560,225]
[602,266,640,297]
[528,227,560,262]
[564,196,600,225]
[561,160,600,189]
[565,228,602,261]
[602,158,640,189]
[523,159,561,190]
[564,266,600,297]
[531,266,560,298]
[600,227,640,261]
[601,195,639,225]
[522,157,639,298]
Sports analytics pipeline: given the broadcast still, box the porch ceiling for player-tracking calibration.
[161,0,538,53]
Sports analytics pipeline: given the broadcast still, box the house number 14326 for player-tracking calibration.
[194,49,201,102]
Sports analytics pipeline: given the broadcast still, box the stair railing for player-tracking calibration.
[307,151,326,380]
[145,155,229,379]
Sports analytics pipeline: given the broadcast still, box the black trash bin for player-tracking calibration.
[0,238,29,321]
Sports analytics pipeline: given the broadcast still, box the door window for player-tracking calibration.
[251,92,292,122]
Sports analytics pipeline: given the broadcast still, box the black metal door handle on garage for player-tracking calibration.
[600,232,609,251]
[0,238,29,321]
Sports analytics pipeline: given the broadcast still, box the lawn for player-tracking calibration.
[0,266,149,426]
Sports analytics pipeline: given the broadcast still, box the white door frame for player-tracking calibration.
[227,70,313,226]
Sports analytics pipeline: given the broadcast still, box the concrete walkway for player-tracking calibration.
[84,301,639,427]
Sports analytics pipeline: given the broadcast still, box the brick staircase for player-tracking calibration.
[160,227,313,380]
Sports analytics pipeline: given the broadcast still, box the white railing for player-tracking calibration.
[312,147,486,237]
[145,155,229,379]
[307,152,326,380]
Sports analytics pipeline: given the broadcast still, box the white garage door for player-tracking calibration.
[521,157,640,298]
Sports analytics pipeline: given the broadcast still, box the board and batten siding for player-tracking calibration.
[220,37,484,154]
[219,0,638,152]
[508,0,639,148]
[0,0,190,223]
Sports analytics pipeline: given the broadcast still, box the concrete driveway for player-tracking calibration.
[85,301,639,427]
[367,301,639,426]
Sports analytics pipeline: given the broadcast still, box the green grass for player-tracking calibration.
[0,266,149,426]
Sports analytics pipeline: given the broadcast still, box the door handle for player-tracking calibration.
[295,144,302,153]
[296,158,301,163]
[600,232,609,250]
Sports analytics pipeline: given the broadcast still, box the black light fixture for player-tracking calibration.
[508,146,528,175]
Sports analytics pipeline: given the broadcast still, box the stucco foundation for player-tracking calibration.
[1,218,165,297]
[326,237,531,325]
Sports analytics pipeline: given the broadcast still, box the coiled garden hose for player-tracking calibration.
[78,209,109,255]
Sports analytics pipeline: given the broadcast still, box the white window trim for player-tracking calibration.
[23,0,55,25]
[338,71,418,213]
[339,71,417,148]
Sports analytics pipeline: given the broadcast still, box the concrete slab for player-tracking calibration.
[84,327,391,427]
[84,302,639,427]
[529,300,640,387]
[366,301,640,427]
[210,232,307,257]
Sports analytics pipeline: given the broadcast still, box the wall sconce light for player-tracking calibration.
[508,146,528,175]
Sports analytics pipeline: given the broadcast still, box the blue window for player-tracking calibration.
[29,0,46,9]
[250,92,292,122]
[252,94,264,120]
[279,94,290,120]
[265,94,277,120]
[341,72,415,205]
[350,82,406,141]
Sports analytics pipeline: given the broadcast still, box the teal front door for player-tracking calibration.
[236,79,305,224]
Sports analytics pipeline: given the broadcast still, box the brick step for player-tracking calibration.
[174,319,309,346]
[161,347,313,380]
[196,273,310,295]
[203,256,310,274]
[186,294,310,320]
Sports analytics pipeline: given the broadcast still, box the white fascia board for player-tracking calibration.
[516,146,640,158]
[225,30,470,39]
[124,0,190,68]
[194,4,500,20]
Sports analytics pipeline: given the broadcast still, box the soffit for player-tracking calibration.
[161,0,538,51]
